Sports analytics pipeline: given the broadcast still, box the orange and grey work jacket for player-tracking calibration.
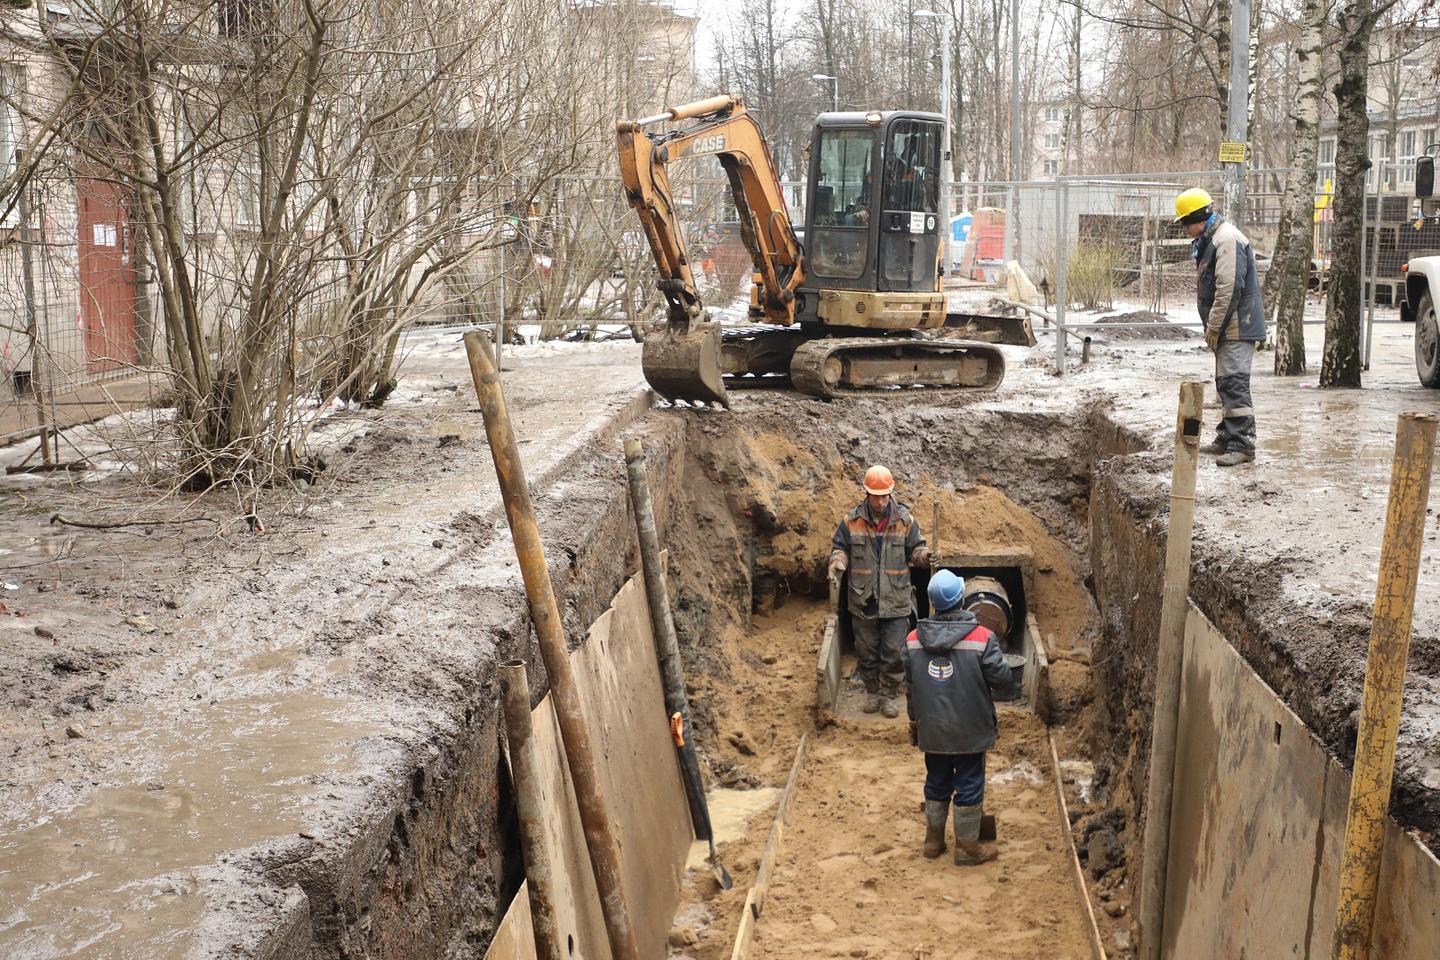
[830,500,927,619]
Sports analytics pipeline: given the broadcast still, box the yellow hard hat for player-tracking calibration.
[1174,188,1214,224]
[863,464,895,495]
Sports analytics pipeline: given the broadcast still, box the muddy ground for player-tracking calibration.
[4,314,1440,957]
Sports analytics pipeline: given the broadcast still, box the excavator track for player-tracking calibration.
[788,335,1006,399]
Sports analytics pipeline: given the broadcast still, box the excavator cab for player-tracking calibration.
[803,111,945,306]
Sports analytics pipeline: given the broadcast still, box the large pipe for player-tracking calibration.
[1137,381,1205,960]
[463,331,641,960]
[499,660,563,960]
[1332,412,1437,960]
[623,438,713,841]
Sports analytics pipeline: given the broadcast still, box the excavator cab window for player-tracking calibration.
[810,128,876,279]
[878,118,943,291]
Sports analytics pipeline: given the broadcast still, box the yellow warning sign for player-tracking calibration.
[1218,141,1248,163]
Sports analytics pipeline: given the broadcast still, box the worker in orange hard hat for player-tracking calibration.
[828,464,931,718]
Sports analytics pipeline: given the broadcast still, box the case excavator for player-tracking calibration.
[616,94,1031,407]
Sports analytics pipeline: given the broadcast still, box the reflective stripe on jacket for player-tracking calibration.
[1194,214,1266,343]
[831,499,924,619]
[904,608,1016,755]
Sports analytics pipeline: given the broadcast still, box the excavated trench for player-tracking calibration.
[292,389,1440,959]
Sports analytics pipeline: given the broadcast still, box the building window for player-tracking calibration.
[1401,130,1418,184]
[1043,159,1059,176]
[1319,138,1335,166]
[1044,106,1060,122]
[235,160,261,228]
[1045,133,1060,150]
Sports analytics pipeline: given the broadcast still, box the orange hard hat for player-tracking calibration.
[863,464,895,495]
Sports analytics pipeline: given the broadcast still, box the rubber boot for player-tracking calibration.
[953,803,998,866]
[863,692,881,714]
[880,696,900,719]
[923,800,948,859]
[1216,448,1255,467]
[1198,439,1226,455]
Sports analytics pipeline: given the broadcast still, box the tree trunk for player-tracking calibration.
[1269,0,1323,375]
[1321,0,1374,389]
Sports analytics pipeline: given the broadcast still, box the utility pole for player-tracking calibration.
[1222,0,1253,228]
[1004,0,1022,264]
[915,10,952,273]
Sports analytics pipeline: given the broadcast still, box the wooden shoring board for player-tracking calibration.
[729,733,809,960]
[1047,728,1108,960]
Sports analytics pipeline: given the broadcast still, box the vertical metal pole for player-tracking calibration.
[939,18,951,277]
[1222,0,1252,229]
[499,660,564,960]
[496,241,506,369]
[831,78,839,113]
[1364,162,1382,371]
[623,438,712,841]
[1137,381,1206,960]
[1054,181,1068,375]
[1009,0,1020,183]
[1331,412,1438,960]
[1357,181,1369,364]
[16,149,52,466]
[463,331,641,960]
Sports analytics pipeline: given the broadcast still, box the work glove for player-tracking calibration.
[827,557,846,584]
[910,545,931,568]
[1205,327,1219,352]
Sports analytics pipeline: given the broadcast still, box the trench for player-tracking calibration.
[229,387,1440,959]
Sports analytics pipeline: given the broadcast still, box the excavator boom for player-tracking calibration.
[617,95,804,406]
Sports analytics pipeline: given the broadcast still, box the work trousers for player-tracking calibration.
[1214,339,1257,453]
[924,752,987,807]
[852,615,909,696]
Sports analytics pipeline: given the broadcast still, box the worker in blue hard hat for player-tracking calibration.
[903,569,1017,866]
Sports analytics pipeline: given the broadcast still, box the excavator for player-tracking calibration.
[616,94,1032,406]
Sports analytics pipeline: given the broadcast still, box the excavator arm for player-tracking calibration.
[617,94,805,406]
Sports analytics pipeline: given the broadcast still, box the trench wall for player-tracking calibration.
[484,568,694,960]
[1166,605,1440,957]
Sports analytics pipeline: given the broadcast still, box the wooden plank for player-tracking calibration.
[1047,729,1108,960]
[814,614,841,726]
[728,734,809,960]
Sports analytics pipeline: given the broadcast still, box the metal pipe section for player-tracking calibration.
[1137,381,1205,960]
[1082,336,1092,364]
[463,331,642,960]
[499,660,564,960]
[622,438,714,844]
[961,576,1013,641]
[1331,412,1438,960]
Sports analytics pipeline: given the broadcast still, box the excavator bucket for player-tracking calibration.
[641,320,730,408]
[944,312,1037,347]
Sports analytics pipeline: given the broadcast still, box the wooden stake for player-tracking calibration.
[1136,380,1205,960]
[1332,411,1437,960]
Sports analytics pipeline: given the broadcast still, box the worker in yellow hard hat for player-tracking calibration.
[1174,188,1265,466]
[828,464,931,717]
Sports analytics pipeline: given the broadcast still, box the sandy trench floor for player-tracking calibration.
[669,595,1095,960]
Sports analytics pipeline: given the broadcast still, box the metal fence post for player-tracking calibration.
[496,240,506,369]
[1364,162,1383,372]
[1055,181,1069,375]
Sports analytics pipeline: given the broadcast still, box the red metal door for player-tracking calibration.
[77,174,137,372]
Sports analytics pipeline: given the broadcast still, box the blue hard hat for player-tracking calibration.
[928,570,965,613]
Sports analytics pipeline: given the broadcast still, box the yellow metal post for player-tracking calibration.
[1332,412,1437,960]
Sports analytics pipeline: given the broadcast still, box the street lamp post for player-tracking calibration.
[914,10,952,277]
[811,74,839,113]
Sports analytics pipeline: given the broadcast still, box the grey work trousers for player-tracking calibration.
[853,615,910,696]
[1214,339,1257,453]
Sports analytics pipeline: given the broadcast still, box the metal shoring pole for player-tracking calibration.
[1055,181,1069,374]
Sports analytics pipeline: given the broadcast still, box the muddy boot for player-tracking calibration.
[1216,448,1255,467]
[880,696,900,719]
[1198,439,1227,455]
[863,692,882,714]
[953,803,998,866]
[923,800,949,859]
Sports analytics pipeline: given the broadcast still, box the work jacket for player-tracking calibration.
[1193,214,1266,343]
[830,500,925,619]
[904,609,1017,755]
